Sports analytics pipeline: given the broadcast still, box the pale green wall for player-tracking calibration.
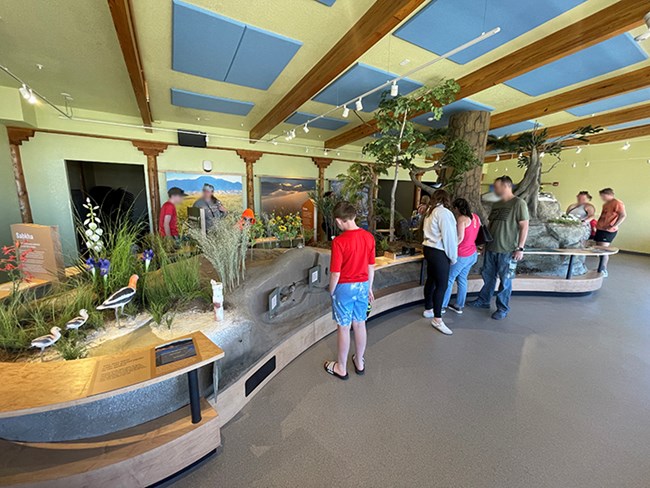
[486,139,650,253]
[19,132,146,263]
[0,125,22,247]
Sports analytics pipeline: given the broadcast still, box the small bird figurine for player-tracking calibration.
[97,274,139,325]
[65,309,89,332]
[31,326,62,361]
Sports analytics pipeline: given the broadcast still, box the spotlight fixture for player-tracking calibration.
[622,141,631,150]
[539,151,546,158]
[342,106,349,118]
[272,140,278,145]
[303,124,309,133]
[585,161,590,167]
[634,12,650,42]
[290,129,296,139]
[575,146,582,154]
[495,154,500,162]
[355,98,363,111]
[19,83,30,100]
[518,152,523,158]
[390,82,399,97]
[572,162,577,168]
[324,149,329,156]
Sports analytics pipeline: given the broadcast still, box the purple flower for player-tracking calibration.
[142,249,154,271]
[85,257,96,276]
[98,258,110,277]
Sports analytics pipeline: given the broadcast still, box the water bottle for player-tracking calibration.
[508,259,518,280]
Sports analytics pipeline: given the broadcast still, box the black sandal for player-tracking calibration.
[352,355,365,375]
[324,361,349,380]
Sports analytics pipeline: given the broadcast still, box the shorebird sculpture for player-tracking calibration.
[31,326,62,361]
[65,309,89,332]
[97,274,139,325]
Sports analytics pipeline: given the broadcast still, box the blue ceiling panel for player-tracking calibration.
[489,120,540,137]
[606,117,650,131]
[313,63,422,112]
[505,34,647,96]
[172,0,302,90]
[285,112,348,131]
[171,88,254,116]
[316,0,336,5]
[172,0,244,82]
[411,99,494,128]
[393,0,586,65]
[567,88,650,116]
[226,25,302,90]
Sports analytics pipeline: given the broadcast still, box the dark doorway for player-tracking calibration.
[66,160,149,252]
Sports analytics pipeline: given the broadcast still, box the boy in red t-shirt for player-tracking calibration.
[159,187,186,239]
[324,201,376,380]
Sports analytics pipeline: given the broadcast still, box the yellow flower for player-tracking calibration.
[278,225,287,232]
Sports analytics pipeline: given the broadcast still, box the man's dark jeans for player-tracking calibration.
[476,250,514,313]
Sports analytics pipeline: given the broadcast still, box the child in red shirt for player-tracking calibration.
[324,201,375,380]
[159,187,186,238]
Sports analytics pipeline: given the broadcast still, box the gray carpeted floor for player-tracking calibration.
[172,254,650,488]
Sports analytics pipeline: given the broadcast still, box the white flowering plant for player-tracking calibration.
[82,198,104,254]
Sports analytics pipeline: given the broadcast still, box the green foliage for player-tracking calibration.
[363,80,459,169]
[55,335,87,360]
[189,215,249,291]
[441,138,482,192]
[488,125,603,169]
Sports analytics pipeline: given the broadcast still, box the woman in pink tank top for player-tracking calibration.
[442,198,481,314]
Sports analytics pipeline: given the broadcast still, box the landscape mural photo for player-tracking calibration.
[260,177,317,215]
[165,172,244,222]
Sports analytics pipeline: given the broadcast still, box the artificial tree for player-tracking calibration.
[362,80,460,241]
[336,162,389,233]
[488,125,601,220]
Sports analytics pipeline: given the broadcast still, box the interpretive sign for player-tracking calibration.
[10,223,65,282]
[155,338,197,366]
[301,199,316,242]
[89,350,152,396]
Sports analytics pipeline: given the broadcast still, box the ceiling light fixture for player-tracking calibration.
[540,151,546,158]
[585,161,590,167]
[495,154,500,161]
[390,82,399,97]
[575,146,582,154]
[622,141,631,150]
[572,162,577,168]
[342,106,349,118]
[634,12,650,42]
[303,124,309,133]
[19,83,30,100]
[263,27,501,146]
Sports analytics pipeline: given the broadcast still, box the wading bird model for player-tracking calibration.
[97,274,139,325]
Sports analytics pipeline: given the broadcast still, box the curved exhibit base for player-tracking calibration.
[0,400,218,488]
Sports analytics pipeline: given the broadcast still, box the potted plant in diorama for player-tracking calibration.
[336,162,389,234]
[362,79,460,242]
[487,125,602,220]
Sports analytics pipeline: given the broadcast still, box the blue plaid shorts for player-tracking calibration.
[331,281,370,327]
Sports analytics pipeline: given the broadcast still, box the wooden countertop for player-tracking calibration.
[0,332,224,419]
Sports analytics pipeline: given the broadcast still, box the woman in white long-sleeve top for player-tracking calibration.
[421,189,458,335]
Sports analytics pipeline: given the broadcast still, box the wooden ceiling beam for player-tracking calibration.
[107,0,153,130]
[325,0,649,149]
[249,0,427,142]
[490,65,650,129]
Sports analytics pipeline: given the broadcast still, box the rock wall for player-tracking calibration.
[521,222,591,276]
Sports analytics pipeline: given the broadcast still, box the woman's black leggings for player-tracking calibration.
[423,246,451,318]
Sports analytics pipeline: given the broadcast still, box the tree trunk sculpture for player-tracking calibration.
[445,111,491,223]
[514,146,541,220]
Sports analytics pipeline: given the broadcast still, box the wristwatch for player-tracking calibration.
[515,247,525,252]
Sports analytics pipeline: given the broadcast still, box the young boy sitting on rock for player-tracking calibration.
[324,201,376,380]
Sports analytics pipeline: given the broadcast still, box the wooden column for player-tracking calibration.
[132,140,168,230]
[445,111,491,223]
[7,128,35,224]
[235,150,263,212]
[312,157,332,241]
[312,157,332,196]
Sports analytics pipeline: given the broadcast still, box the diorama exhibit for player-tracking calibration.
[0,0,650,487]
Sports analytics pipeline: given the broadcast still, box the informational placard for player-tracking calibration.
[301,199,316,243]
[10,223,65,282]
[89,350,152,396]
[155,338,197,367]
